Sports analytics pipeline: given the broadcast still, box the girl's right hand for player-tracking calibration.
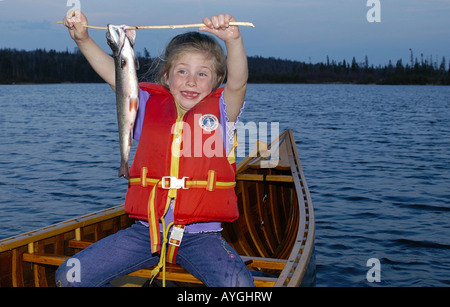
[63,9,89,42]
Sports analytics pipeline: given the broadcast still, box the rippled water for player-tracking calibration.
[1,83,449,286]
[0,84,127,233]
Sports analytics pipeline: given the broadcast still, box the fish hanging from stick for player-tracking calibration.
[106,24,139,179]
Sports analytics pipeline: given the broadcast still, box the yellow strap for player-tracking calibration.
[169,118,184,198]
[227,130,238,164]
[129,177,160,186]
[150,219,174,287]
[167,242,177,264]
[129,177,236,189]
[148,197,173,286]
[206,170,216,191]
[141,166,148,187]
[148,183,160,254]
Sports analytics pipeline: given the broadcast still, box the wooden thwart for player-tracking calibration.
[21,249,283,287]
[236,173,294,183]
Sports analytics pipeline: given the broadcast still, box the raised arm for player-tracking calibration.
[200,14,248,122]
[63,10,116,90]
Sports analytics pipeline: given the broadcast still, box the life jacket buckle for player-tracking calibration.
[161,176,189,189]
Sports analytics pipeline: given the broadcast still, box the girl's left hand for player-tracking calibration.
[200,14,241,42]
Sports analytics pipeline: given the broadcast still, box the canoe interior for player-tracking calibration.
[224,130,315,286]
[0,130,314,287]
[224,145,299,260]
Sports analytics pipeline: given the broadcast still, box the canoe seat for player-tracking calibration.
[22,239,285,287]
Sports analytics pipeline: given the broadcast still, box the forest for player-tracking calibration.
[0,47,449,85]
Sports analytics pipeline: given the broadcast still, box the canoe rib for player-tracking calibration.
[0,130,315,287]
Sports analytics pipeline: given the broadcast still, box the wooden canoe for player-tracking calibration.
[0,130,315,287]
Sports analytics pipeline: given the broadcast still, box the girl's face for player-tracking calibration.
[167,51,215,114]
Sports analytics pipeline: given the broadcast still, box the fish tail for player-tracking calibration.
[119,161,130,179]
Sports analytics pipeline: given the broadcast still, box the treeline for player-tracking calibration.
[1,48,449,85]
[247,55,450,85]
[0,48,103,84]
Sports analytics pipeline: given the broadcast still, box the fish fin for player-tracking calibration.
[119,161,130,179]
[125,29,136,46]
[130,97,139,112]
[128,130,133,146]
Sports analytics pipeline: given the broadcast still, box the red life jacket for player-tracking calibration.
[124,83,238,253]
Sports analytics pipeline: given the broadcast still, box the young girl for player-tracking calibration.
[56,10,253,287]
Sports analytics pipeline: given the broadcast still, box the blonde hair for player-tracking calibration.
[156,32,227,91]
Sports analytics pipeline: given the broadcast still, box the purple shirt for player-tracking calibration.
[134,87,244,233]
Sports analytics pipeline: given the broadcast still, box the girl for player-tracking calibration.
[56,10,253,287]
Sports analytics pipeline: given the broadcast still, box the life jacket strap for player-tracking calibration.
[148,194,172,287]
[128,170,236,190]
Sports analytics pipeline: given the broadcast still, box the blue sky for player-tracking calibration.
[1,0,449,66]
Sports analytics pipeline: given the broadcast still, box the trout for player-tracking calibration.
[106,24,139,179]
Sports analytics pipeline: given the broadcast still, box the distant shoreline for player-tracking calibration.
[1,48,449,86]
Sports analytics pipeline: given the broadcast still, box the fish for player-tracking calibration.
[106,24,139,179]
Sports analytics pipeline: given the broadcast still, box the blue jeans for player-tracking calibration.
[55,222,255,287]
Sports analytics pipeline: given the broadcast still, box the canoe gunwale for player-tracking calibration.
[275,130,315,287]
[0,205,127,253]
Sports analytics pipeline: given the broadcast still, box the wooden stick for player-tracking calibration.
[57,21,255,30]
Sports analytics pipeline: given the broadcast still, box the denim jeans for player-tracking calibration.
[55,222,255,287]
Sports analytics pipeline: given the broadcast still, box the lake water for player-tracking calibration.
[0,83,449,287]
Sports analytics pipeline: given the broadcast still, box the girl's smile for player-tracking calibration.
[167,52,216,115]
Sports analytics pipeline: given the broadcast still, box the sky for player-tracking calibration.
[0,0,449,66]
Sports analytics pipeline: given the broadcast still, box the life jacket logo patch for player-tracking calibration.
[199,114,219,132]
